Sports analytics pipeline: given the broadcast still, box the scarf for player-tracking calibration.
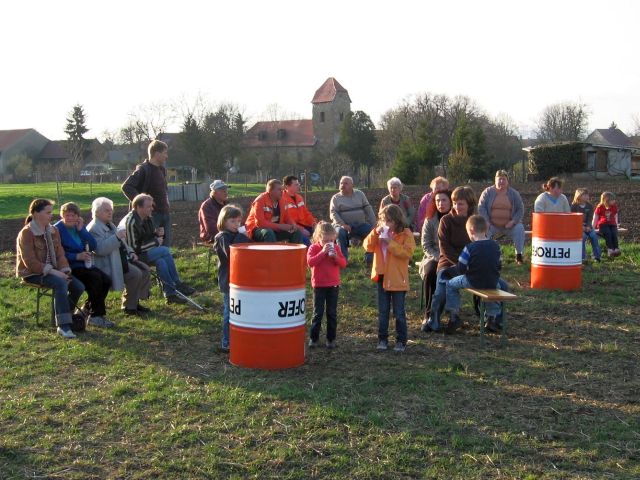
[28,221,57,270]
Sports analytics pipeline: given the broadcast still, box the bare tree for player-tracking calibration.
[535,102,590,143]
[631,114,640,136]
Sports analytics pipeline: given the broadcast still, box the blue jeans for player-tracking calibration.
[582,229,601,260]
[445,275,501,317]
[222,291,230,349]
[152,211,172,248]
[144,246,181,296]
[25,274,85,327]
[377,278,407,344]
[488,222,525,255]
[426,270,448,330]
[336,223,373,262]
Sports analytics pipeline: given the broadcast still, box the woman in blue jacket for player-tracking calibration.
[55,202,113,328]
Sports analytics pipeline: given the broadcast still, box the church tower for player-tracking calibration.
[311,78,351,152]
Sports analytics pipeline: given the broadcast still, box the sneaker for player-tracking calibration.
[607,249,615,257]
[376,340,388,350]
[308,338,319,348]
[613,249,621,257]
[515,253,524,265]
[326,340,337,349]
[176,282,196,296]
[88,316,115,328]
[220,344,230,353]
[421,321,437,333]
[57,326,76,339]
[445,312,462,334]
[393,342,406,353]
[166,294,187,305]
[122,308,141,316]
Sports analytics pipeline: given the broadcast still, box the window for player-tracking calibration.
[276,128,286,140]
[258,130,267,141]
[339,112,344,121]
[320,112,325,123]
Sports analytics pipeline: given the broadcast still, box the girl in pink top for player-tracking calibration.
[593,191,621,257]
[306,221,347,348]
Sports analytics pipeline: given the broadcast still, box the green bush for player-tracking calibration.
[528,143,585,180]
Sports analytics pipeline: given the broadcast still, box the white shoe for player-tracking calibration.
[88,316,115,328]
[57,326,76,339]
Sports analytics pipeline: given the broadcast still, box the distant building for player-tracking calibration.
[241,77,352,179]
[583,127,638,177]
[0,128,69,181]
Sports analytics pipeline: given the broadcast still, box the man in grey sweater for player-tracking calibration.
[330,176,376,261]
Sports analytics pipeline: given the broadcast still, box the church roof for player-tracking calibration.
[311,77,351,104]
[244,120,316,148]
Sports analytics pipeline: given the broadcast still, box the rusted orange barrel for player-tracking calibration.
[530,213,583,290]
[229,243,306,369]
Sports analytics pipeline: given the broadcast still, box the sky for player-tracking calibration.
[2,0,639,141]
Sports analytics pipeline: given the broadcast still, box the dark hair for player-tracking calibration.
[429,189,452,220]
[25,198,54,225]
[60,202,81,217]
[379,204,406,233]
[451,186,477,215]
[282,175,298,186]
[543,177,563,192]
[148,139,168,158]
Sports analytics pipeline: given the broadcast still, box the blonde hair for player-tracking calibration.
[429,176,449,191]
[312,221,337,243]
[217,204,243,232]
[379,204,406,233]
[572,188,588,205]
[599,191,616,208]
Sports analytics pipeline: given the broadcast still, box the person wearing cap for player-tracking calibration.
[282,175,317,246]
[245,179,303,243]
[199,180,229,243]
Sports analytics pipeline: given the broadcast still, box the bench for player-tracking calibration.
[21,281,55,327]
[463,288,517,345]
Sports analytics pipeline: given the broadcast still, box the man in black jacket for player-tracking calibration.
[120,194,195,304]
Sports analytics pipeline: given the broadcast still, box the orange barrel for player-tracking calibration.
[530,213,583,290]
[228,243,307,369]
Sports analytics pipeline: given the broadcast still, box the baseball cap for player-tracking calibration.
[210,180,228,191]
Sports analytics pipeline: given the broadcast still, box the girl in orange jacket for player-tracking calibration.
[363,204,415,353]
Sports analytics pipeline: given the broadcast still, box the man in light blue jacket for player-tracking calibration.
[477,170,526,265]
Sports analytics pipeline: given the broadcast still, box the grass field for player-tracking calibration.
[0,182,266,219]
[0,243,638,479]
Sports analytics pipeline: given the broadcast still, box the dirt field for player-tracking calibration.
[2,178,639,252]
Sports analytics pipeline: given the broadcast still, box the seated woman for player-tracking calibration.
[424,186,476,333]
[419,190,452,329]
[54,202,113,328]
[16,199,85,339]
[534,177,571,213]
[87,197,152,316]
[379,177,416,230]
[416,176,449,233]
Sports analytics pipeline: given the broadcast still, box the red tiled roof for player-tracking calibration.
[0,129,34,150]
[311,77,351,104]
[38,141,69,160]
[244,120,316,148]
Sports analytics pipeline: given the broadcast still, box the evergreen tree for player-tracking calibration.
[64,104,89,185]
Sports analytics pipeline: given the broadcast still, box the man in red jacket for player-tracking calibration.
[245,179,304,243]
[282,175,317,246]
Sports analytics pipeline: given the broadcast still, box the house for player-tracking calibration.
[0,129,50,179]
[240,77,352,180]
[583,127,638,177]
